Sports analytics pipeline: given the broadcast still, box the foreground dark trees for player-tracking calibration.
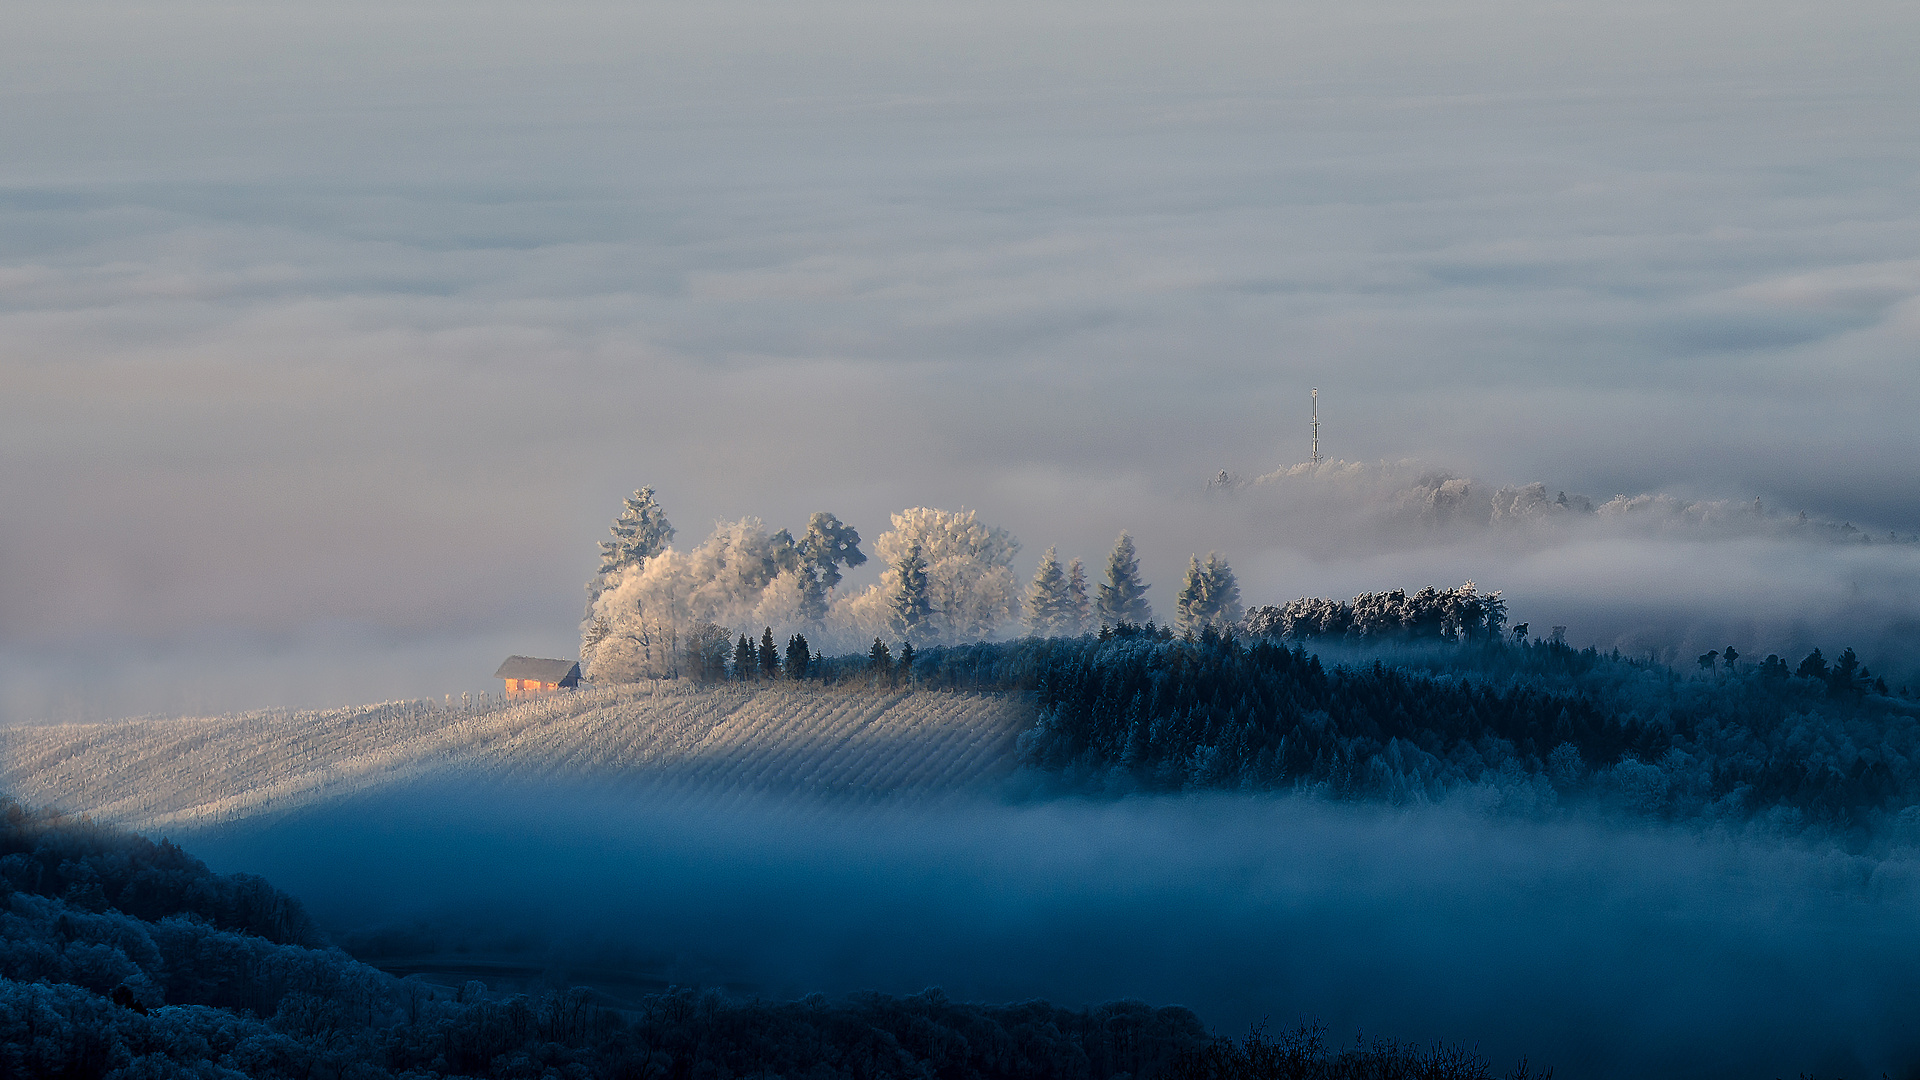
[1165,1024,1548,1080]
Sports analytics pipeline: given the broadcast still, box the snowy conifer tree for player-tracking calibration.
[888,540,933,640]
[1174,556,1205,636]
[1024,548,1071,635]
[1095,532,1152,626]
[1202,553,1242,629]
[1175,552,1242,636]
[1065,558,1090,636]
[589,487,675,601]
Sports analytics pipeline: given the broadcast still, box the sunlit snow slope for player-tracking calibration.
[0,684,1030,829]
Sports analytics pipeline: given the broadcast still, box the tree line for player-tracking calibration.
[765,621,1916,830]
[581,487,1253,681]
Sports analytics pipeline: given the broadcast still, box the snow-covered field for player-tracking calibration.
[0,683,1030,829]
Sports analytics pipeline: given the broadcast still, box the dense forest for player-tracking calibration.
[0,803,1546,1079]
[784,624,1920,832]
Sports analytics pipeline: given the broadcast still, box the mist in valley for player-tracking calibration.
[186,781,1920,1079]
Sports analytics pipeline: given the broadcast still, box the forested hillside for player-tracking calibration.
[850,627,1920,831]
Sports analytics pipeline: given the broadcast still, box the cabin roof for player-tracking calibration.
[493,656,581,682]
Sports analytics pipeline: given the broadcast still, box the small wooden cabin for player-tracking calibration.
[494,655,581,696]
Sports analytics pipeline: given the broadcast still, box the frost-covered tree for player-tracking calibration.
[1245,582,1504,644]
[1024,548,1072,635]
[582,547,694,680]
[844,508,1019,645]
[797,564,831,623]
[888,540,933,640]
[588,509,870,677]
[1174,556,1205,636]
[798,512,867,589]
[1174,552,1241,636]
[687,518,790,620]
[590,488,675,602]
[1065,558,1090,637]
[1095,532,1152,626]
[779,512,865,624]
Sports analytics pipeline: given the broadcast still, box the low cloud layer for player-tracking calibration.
[1194,461,1920,678]
[2,1,1917,719]
[189,784,1920,1079]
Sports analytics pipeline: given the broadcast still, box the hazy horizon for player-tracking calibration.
[4,3,1917,719]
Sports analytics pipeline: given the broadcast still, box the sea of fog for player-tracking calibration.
[185,783,1920,1079]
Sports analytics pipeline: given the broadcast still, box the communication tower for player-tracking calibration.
[1310,388,1321,465]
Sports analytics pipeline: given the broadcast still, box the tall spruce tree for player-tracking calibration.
[1065,558,1090,636]
[1024,548,1071,635]
[1175,556,1205,637]
[734,634,756,680]
[589,487,676,601]
[1203,553,1242,629]
[1175,552,1242,636]
[758,627,780,677]
[1095,532,1152,626]
[888,540,933,640]
[785,634,811,679]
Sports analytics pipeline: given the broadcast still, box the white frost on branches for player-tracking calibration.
[1245,582,1507,644]
[585,498,1022,680]
[840,508,1021,646]
[584,505,868,680]
[1173,552,1242,636]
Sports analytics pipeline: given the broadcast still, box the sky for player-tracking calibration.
[3,0,1919,721]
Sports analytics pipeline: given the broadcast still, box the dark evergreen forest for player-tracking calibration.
[805,625,1920,831]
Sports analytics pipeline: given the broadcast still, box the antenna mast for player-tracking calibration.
[1310,388,1320,465]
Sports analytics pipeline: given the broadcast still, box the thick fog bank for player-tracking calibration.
[1195,461,1920,682]
[188,785,1920,1079]
[0,625,561,727]
[8,1,1920,723]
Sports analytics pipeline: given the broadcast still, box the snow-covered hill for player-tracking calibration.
[0,683,1030,829]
